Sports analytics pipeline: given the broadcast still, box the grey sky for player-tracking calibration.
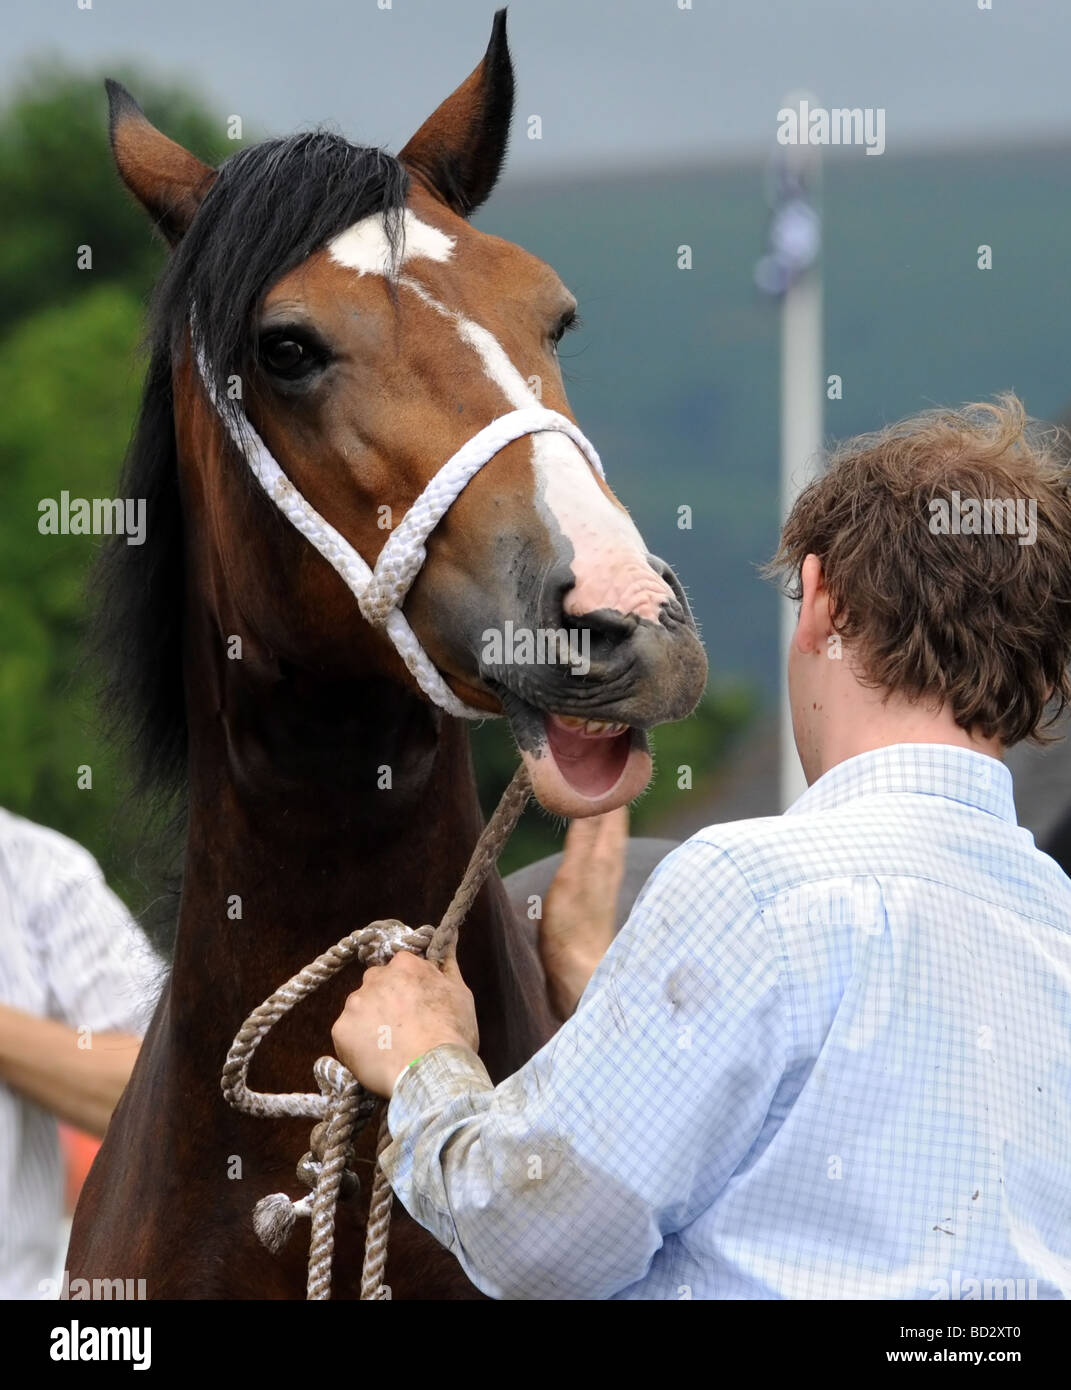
[5,0,1070,174]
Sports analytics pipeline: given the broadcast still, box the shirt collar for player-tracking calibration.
[784,743,1017,824]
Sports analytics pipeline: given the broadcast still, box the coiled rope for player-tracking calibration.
[221,763,532,1299]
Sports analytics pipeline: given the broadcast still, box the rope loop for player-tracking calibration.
[223,765,532,1299]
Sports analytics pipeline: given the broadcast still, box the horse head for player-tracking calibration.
[105,10,707,818]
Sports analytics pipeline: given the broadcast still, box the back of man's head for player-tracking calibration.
[769,394,1071,746]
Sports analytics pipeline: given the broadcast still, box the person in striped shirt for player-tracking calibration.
[0,814,161,1298]
[333,394,1071,1300]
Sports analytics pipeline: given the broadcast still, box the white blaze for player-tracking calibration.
[328,209,455,277]
[330,213,672,623]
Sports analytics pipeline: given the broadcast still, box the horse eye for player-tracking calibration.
[260,334,318,379]
[550,309,579,352]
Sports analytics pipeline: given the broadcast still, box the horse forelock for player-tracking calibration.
[92,131,411,807]
[158,132,410,411]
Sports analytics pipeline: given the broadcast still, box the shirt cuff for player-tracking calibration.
[387,1041,493,1130]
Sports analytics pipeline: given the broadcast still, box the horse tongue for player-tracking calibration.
[502,700,652,815]
[543,714,631,798]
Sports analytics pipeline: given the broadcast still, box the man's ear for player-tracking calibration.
[399,8,513,218]
[106,79,217,245]
[796,553,832,656]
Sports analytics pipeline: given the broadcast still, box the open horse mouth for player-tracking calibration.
[473,568,708,817]
[497,692,653,816]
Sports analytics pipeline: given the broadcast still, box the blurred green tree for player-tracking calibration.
[0,284,146,889]
[0,65,233,908]
[0,63,231,332]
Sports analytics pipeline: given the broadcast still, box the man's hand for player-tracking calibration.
[331,950,479,1098]
[540,806,629,1019]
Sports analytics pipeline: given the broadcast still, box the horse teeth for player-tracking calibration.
[551,714,628,736]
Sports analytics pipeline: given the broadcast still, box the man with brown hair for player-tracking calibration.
[333,394,1071,1300]
[775,393,1071,763]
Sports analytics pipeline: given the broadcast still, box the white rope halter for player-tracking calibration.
[195,345,605,718]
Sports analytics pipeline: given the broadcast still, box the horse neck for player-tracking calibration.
[169,596,555,1089]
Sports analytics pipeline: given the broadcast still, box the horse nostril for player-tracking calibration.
[540,556,689,651]
[540,562,635,645]
[573,606,639,646]
[541,562,579,624]
[646,553,688,626]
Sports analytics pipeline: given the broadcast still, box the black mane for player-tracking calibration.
[93,130,409,798]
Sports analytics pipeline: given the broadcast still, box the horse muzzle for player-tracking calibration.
[482,562,708,816]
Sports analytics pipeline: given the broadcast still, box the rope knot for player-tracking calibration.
[253,1191,312,1254]
[222,764,532,1298]
[356,919,434,968]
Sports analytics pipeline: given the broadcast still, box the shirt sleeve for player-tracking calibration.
[381,835,789,1300]
[26,834,164,1036]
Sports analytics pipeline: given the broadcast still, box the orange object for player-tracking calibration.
[57,1123,100,1213]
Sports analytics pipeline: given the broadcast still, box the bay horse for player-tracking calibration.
[68,11,707,1298]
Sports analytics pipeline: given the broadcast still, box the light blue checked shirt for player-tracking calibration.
[381,744,1071,1300]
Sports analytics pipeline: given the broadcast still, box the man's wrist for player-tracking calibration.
[542,945,602,1019]
[400,1034,476,1072]
[389,1035,476,1093]
[390,1048,431,1095]
[387,1041,493,1122]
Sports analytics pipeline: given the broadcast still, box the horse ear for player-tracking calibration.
[106,79,217,245]
[399,8,514,218]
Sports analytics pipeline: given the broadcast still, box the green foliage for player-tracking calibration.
[0,63,232,333]
[0,284,147,889]
[0,65,236,906]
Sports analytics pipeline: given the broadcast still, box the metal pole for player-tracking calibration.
[779,261,823,808]
[775,107,824,810]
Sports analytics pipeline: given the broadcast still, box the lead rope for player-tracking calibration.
[221,764,532,1300]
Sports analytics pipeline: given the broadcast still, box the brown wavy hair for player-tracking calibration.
[766,394,1071,745]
